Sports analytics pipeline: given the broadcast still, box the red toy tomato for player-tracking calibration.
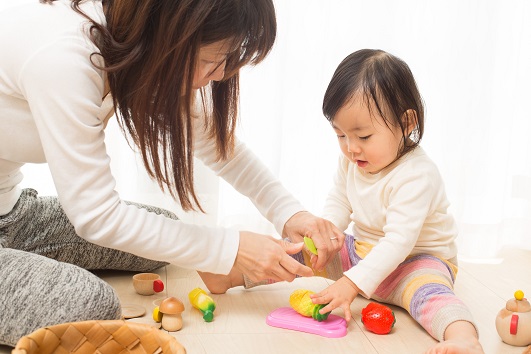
[361,302,396,335]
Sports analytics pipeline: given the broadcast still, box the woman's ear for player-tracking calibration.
[401,109,418,136]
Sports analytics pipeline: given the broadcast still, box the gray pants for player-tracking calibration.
[0,189,173,346]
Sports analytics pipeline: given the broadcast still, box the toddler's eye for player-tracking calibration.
[359,135,371,141]
[336,134,346,139]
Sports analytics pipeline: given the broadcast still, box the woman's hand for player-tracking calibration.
[234,231,314,283]
[282,211,344,271]
[310,276,359,322]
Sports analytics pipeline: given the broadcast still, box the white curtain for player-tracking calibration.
[21,0,531,260]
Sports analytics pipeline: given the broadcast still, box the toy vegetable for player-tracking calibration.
[304,236,318,255]
[289,289,330,322]
[189,287,216,322]
[495,290,531,346]
[156,297,185,331]
[361,302,396,334]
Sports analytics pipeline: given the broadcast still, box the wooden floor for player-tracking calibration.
[2,247,530,354]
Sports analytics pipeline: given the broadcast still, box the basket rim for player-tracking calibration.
[12,319,186,354]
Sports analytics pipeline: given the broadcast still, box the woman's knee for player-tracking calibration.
[0,249,121,346]
[56,263,122,320]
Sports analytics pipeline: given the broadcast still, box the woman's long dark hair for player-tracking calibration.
[41,0,276,212]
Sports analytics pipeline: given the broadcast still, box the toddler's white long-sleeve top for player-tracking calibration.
[323,147,458,297]
[0,0,304,274]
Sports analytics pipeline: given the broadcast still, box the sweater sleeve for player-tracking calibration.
[343,162,438,298]
[192,116,306,235]
[19,38,239,275]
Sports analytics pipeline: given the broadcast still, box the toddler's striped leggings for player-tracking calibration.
[245,234,477,341]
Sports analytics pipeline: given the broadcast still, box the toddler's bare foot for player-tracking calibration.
[198,268,244,294]
[425,321,484,354]
[425,338,484,354]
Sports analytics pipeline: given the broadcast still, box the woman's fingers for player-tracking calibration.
[307,224,345,271]
[279,251,313,278]
[235,231,312,283]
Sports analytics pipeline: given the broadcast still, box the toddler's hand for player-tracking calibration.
[309,276,359,322]
[282,211,344,271]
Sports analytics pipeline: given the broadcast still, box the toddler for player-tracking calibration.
[201,49,484,354]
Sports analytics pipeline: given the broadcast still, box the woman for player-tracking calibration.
[0,0,344,346]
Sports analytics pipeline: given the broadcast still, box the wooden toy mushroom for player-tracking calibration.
[495,290,531,347]
[158,297,185,331]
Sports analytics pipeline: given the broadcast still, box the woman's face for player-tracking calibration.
[193,40,232,89]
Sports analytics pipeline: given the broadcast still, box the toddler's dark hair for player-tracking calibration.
[323,49,424,159]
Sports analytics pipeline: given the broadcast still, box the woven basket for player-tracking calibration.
[11,320,186,354]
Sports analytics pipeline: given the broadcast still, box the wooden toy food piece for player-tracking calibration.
[132,273,165,296]
[189,287,216,322]
[157,297,185,331]
[495,290,531,346]
[152,306,163,323]
[121,304,146,319]
[289,289,330,322]
[361,302,396,334]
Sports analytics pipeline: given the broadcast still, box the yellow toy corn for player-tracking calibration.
[188,287,216,322]
[289,289,330,322]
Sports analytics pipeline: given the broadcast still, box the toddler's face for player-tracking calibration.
[332,95,403,174]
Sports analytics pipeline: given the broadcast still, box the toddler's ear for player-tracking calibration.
[401,109,418,136]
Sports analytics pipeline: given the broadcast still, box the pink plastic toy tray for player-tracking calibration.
[266,307,347,338]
